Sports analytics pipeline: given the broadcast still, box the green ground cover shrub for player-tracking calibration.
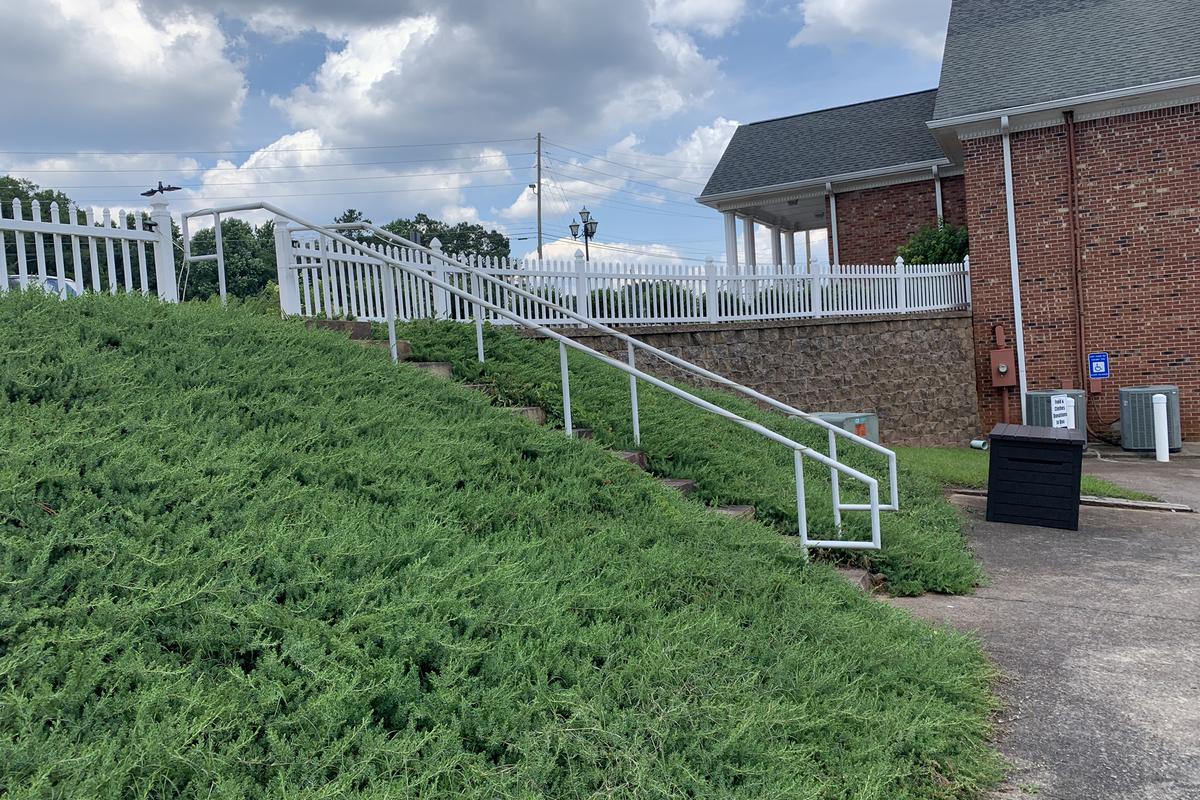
[392,320,984,596]
[0,292,1000,798]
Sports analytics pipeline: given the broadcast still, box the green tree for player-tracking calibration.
[334,208,372,242]
[897,222,969,264]
[0,176,74,218]
[383,213,510,258]
[183,218,277,301]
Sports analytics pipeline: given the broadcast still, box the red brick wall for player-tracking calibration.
[963,104,1200,438]
[824,175,965,264]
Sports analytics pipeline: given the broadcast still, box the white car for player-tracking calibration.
[6,276,81,298]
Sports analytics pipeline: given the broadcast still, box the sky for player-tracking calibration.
[0,0,952,265]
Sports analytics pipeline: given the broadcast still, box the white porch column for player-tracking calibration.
[784,230,796,271]
[826,182,840,265]
[804,229,812,273]
[742,215,757,273]
[769,225,782,272]
[722,211,739,274]
[933,165,944,222]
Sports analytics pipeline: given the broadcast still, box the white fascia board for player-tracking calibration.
[928,74,1200,148]
[696,158,953,209]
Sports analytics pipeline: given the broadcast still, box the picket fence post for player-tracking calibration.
[574,249,590,319]
[705,256,720,323]
[273,216,301,315]
[810,263,823,318]
[895,256,908,313]
[149,199,178,302]
[430,238,449,319]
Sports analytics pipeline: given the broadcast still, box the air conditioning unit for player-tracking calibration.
[812,412,880,444]
[1120,385,1182,452]
[1025,389,1087,432]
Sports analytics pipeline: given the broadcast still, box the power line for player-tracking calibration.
[542,165,713,218]
[543,139,708,187]
[0,182,534,206]
[544,153,701,200]
[547,137,719,168]
[0,137,534,157]
[1,165,535,192]
[2,152,536,175]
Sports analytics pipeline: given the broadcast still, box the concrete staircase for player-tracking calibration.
[362,332,756,523]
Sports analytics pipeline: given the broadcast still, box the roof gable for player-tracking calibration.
[933,0,1200,120]
[700,89,945,199]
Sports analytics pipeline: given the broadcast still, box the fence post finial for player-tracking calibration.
[149,199,178,303]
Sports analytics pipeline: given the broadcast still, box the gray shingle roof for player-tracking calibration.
[700,90,945,198]
[933,0,1200,120]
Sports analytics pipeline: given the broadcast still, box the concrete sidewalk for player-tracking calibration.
[891,464,1200,799]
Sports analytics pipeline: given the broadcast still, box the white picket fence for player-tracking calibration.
[0,198,177,300]
[282,233,970,326]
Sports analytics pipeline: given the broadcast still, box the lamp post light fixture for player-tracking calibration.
[569,206,598,261]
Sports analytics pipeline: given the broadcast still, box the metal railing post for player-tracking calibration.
[794,450,808,559]
[559,341,573,437]
[628,341,641,446]
[382,264,399,363]
[829,429,842,531]
[472,270,486,363]
[213,212,227,306]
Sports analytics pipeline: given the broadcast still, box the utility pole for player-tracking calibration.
[536,132,543,260]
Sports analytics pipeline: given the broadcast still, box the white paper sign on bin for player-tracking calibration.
[1051,394,1076,430]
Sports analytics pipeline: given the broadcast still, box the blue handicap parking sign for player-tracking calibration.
[1088,352,1110,379]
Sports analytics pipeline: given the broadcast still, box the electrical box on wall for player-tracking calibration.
[990,348,1017,388]
[811,412,881,444]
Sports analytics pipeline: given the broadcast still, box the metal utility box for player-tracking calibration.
[812,412,880,444]
[986,423,1086,531]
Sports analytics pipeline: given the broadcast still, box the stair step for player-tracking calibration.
[711,504,756,521]
[356,339,413,360]
[617,450,648,468]
[410,361,453,379]
[509,406,547,425]
[658,477,697,497]
[305,319,372,340]
[571,427,595,440]
[463,382,495,394]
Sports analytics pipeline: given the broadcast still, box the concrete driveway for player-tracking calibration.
[891,461,1200,800]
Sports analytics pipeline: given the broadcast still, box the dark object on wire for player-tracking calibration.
[140,181,181,197]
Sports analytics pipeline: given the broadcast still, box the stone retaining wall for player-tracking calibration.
[531,310,979,446]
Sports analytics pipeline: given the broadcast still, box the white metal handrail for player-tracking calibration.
[188,201,887,551]
[301,221,899,517]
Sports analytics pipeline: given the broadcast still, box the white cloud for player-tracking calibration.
[789,0,950,59]
[650,0,746,36]
[521,236,692,264]
[0,0,245,151]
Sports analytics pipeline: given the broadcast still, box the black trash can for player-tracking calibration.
[986,423,1086,531]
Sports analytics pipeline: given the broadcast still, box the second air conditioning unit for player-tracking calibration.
[1120,385,1182,452]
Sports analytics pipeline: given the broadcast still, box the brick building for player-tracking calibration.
[699,0,1200,440]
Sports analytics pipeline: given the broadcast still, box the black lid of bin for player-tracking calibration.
[989,423,1086,445]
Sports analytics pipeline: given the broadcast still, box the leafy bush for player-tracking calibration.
[897,222,969,264]
[0,292,999,798]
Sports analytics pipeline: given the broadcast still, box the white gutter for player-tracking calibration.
[1000,115,1028,421]
[696,157,954,206]
[928,74,1200,130]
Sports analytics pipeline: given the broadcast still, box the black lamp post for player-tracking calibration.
[569,206,599,261]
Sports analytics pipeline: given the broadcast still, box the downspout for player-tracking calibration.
[1063,110,1098,436]
[1000,115,1029,422]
